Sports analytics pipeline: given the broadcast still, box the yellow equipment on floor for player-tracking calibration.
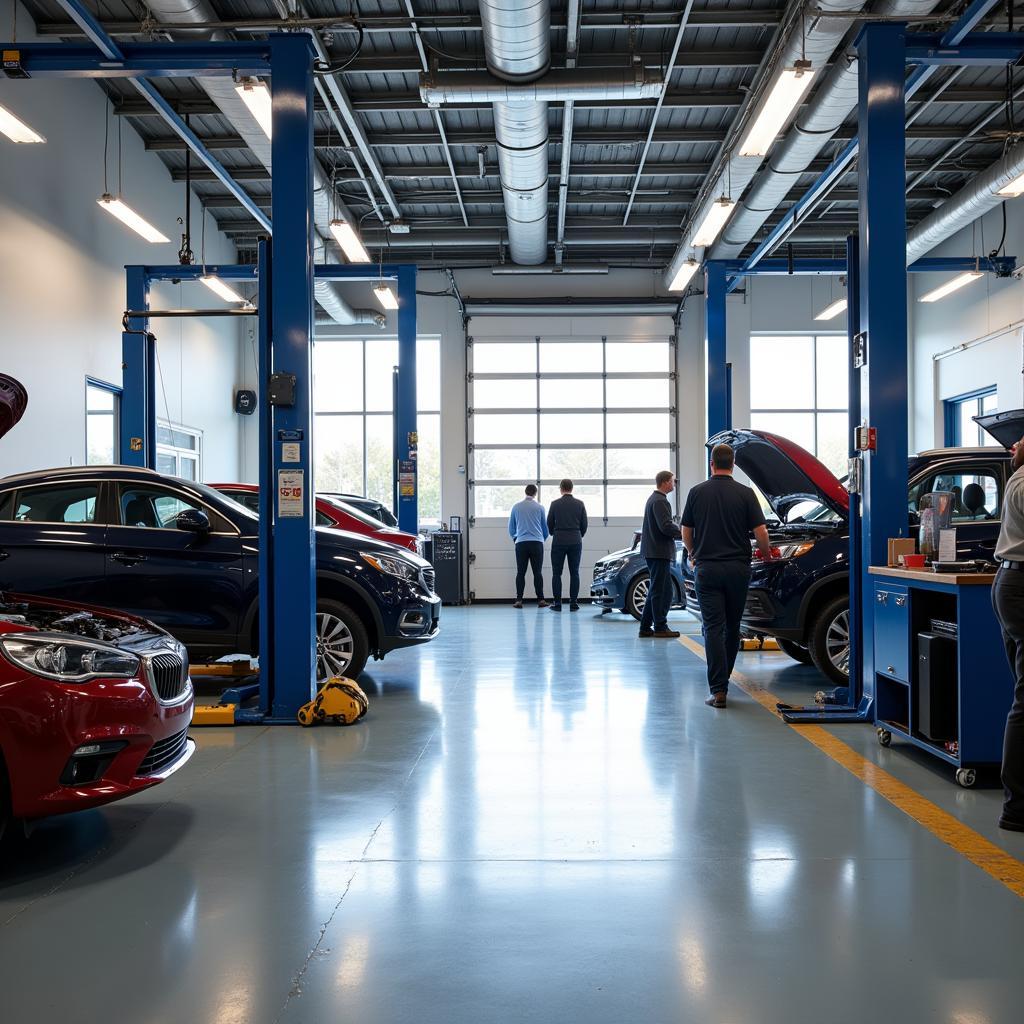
[297,678,369,727]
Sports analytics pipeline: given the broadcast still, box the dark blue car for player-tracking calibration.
[683,414,1016,685]
[591,531,686,619]
[0,466,440,681]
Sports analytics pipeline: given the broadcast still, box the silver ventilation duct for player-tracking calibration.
[478,0,551,265]
[420,68,663,106]
[144,1,381,326]
[714,0,942,258]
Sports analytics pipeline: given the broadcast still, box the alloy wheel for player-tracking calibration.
[631,577,650,617]
[316,611,354,681]
[825,609,851,677]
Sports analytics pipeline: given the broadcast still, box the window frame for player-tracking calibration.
[85,377,121,466]
[907,459,1003,524]
[156,420,203,481]
[7,481,103,526]
[112,481,238,536]
[943,387,998,447]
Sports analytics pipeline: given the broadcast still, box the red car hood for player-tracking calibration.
[706,429,850,519]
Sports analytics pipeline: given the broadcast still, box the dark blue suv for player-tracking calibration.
[684,414,1016,686]
[591,531,686,619]
[0,466,440,681]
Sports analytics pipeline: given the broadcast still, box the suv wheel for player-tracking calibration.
[316,599,369,682]
[625,573,650,621]
[807,596,851,686]
[776,638,814,665]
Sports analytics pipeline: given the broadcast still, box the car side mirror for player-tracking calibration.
[176,509,210,533]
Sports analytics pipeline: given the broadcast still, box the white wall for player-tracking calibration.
[0,3,240,480]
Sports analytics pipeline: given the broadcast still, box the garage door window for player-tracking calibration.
[157,422,202,481]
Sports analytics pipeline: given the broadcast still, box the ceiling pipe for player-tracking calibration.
[419,68,663,105]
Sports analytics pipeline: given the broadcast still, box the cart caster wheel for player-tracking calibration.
[814,691,826,705]
[955,768,977,788]
[877,728,892,747]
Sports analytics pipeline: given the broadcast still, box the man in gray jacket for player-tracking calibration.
[639,470,681,638]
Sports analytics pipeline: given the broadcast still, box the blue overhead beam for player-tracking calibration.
[0,42,271,76]
[722,254,1016,282]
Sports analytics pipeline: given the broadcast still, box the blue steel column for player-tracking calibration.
[857,23,910,708]
[395,265,419,534]
[704,261,729,439]
[256,239,273,718]
[120,266,151,466]
[268,34,317,719]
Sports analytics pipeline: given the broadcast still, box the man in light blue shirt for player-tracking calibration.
[508,484,550,608]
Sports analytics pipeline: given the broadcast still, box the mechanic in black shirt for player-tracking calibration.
[681,443,773,708]
[639,469,682,639]
[546,479,588,611]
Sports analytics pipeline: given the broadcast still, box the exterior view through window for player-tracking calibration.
[946,389,998,447]
[156,422,202,481]
[85,380,119,465]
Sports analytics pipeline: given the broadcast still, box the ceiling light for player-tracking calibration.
[0,102,45,144]
[235,79,272,139]
[739,61,817,157]
[330,218,371,263]
[200,275,245,303]
[373,284,399,310]
[997,171,1024,198]
[667,258,701,292]
[918,271,984,303]
[97,194,169,243]
[815,298,848,321]
[692,198,736,248]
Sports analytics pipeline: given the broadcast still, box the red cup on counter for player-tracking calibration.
[902,554,926,569]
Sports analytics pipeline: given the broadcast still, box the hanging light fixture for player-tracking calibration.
[200,275,246,303]
[667,258,701,293]
[692,198,736,248]
[918,271,984,303]
[235,78,272,139]
[0,102,45,144]
[739,60,816,157]
[97,194,170,243]
[815,297,848,321]
[330,215,371,263]
[997,171,1024,198]
[373,283,399,310]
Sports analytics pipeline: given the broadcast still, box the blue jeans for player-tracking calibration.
[640,557,672,632]
[551,542,582,604]
[694,560,751,695]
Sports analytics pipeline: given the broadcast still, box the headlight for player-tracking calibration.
[360,551,419,581]
[0,634,141,682]
[596,558,626,575]
[775,542,816,560]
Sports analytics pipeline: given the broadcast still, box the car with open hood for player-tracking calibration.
[683,414,1018,685]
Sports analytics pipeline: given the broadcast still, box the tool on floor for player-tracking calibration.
[297,678,369,726]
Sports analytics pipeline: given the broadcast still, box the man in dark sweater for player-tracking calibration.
[639,470,681,639]
[546,479,588,611]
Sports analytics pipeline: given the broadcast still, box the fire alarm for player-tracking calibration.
[855,425,877,452]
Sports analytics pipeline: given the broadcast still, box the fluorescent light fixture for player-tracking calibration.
[491,264,608,275]
[200,275,245,303]
[330,218,371,263]
[739,61,817,157]
[235,78,272,139]
[815,297,848,321]
[997,171,1024,198]
[373,284,399,310]
[97,193,169,243]
[0,102,45,144]
[667,258,701,292]
[918,271,984,303]
[692,198,736,248]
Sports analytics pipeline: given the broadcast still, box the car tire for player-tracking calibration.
[776,638,814,665]
[625,573,650,621]
[316,599,369,682]
[807,596,851,686]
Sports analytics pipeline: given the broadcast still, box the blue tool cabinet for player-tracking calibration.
[868,567,1014,787]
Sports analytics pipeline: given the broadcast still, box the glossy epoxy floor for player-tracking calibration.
[3,607,1024,1024]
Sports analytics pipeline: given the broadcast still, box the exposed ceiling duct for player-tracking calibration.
[144,0,382,326]
[662,0,869,289]
[419,68,664,106]
[478,0,551,265]
[713,0,943,259]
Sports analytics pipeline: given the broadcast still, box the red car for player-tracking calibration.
[212,483,420,554]
[0,593,195,839]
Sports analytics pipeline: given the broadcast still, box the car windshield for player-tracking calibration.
[785,501,841,524]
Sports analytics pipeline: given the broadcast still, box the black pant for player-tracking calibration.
[640,557,672,632]
[993,568,1024,823]
[694,560,751,695]
[514,541,545,601]
[551,542,582,605]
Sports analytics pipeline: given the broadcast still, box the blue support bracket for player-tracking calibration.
[704,261,730,440]
[119,266,154,468]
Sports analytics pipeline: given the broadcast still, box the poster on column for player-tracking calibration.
[278,470,304,518]
[399,459,416,498]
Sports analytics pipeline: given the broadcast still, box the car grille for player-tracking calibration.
[147,651,189,703]
[421,568,436,593]
[137,727,189,776]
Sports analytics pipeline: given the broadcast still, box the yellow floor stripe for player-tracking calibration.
[677,634,1024,899]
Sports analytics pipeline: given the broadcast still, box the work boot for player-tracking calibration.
[513,600,523,609]
[705,693,727,709]
[653,629,680,638]
[570,603,580,611]
[550,602,562,612]
[538,599,550,608]
[638,630,655,638]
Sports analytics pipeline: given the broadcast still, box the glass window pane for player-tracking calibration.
[314,341,363,412]
[474,413,537,445]
[750,337,814,409]
[315,416,365,494]
[815,336,848,409]
[87,412,115,465]
[87,385,115,411]
[539,484,603,517]
[958,402,975,447]
[607,484,662,518]
[473,342,536,374]
[606,342,669,373]
[750,412,816,453]
[606,379,671,409]
[474,484,529,518]
[417,413,441,524]
[473,378,537,409]
[417,337,441,411]
[540,448,603,480]
[365,414,394,505]
[607,448,673,479]
[539,378,603,409]
[815,413,849,479]
[539,341,602,372]
[156,453,176,476]
[15,484,98,523]
[606,412,671,445]
[179,456,198,481]
[539,412,604,444]
[474,448,538,481]
[365,339,399,412]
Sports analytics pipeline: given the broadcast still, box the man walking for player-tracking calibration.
[547,479,588,612]
[992,436,1024,832]
[639,470,681,639]
[681,443,773,708]
[508,484,550,609]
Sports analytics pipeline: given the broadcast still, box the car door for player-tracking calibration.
[0,479,107,601]
[103,480,245,654]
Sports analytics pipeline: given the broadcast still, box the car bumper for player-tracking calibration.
[590,573,626,610]
[379,592,441,652]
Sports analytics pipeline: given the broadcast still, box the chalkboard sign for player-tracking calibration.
[433,532,459,560]
[429,531,464,604]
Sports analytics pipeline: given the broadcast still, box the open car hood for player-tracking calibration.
[707,429,849,519]
[974,408,1024,450]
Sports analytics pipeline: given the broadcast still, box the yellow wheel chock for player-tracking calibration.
[297,677,369,727]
